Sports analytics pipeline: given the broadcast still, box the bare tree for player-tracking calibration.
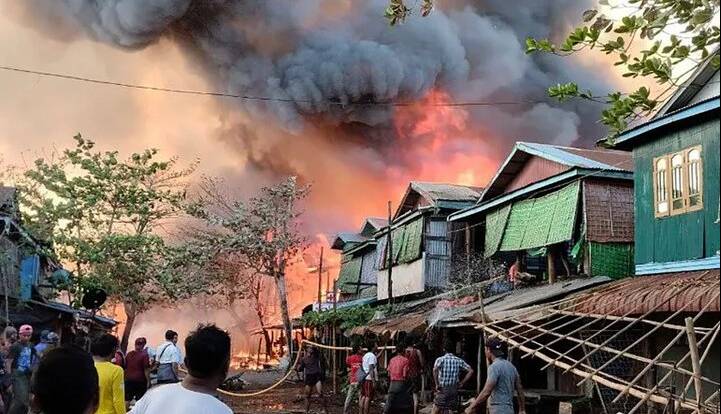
[188,176,309,358]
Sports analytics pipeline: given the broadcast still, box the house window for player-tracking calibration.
[653,146,703,218]
[687,148,703,208]
[653,158,669,216]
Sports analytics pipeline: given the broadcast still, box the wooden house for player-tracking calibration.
[332,217,387,301]
[375,182,482,300]
[612,63,720,275]
[449,142,636,281]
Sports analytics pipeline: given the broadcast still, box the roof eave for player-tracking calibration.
[449,168,633,221]
[614,98,720,150]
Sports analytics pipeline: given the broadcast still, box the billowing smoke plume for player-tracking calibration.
[19,0,609,151]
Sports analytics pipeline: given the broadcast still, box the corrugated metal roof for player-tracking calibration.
[346,310,428,337]
[516,142,633,172]
[572,270,720,316]
[331,232,368,250]
[478,142,633,204]
[394,182,482,219]
[364,217,388,231]
[411,182,482,203]
[438,276,613,325]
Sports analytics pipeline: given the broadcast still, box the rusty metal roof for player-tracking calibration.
[346,310,428,338]
[572,270,720,316]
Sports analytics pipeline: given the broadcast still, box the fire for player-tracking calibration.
[392,89,497,187]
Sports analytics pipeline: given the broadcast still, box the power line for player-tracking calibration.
[0,64,544,107]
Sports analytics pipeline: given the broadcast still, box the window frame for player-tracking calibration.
[685,145,704,213]
[653,155,670,218]
[652,145,704,219]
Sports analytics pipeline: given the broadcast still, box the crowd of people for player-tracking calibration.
[0,320,525,414]
[298,335,525,414]
[0,323,234,414]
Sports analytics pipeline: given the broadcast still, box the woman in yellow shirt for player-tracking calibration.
[91,334,126,414]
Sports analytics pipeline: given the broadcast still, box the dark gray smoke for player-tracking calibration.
[19,0,612,163]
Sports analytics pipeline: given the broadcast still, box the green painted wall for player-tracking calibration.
[633,117,720,265]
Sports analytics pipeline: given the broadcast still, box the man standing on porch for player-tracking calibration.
[464,338,526,414]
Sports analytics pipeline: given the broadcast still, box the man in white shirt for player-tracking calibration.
[359,341,378,414]
[155,329,182,384]
[130,324,232,414]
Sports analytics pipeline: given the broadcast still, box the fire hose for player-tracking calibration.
[177,339,392,398]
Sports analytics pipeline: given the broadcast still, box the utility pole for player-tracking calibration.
[317,246,324,311]
[387,201,393,304]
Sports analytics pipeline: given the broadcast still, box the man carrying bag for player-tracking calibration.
[155,330,182,384]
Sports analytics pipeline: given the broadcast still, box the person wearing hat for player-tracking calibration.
[34,330,60,359]
[464,337,526,414]
[6,324,39,414]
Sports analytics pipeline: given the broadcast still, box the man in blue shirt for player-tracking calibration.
[465,338,526,414]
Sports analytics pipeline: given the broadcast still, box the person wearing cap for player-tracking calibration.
[6,324,38,414]
[464,338,526,414]
[34,330,60,359]
[124,337,151,405]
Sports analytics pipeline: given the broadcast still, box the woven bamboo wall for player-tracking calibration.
[583,179,635,243]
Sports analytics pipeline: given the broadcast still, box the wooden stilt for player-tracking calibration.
[547,247,557,284]
[476,333,483,394]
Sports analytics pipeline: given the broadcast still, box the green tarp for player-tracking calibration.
[400,218,424,263]
[484,204,512,258]
[382,217,424,267]
[494,181,581,253]
[589,242,634,279]
[337,257,362,293]
[499,198,535,251]
[548,182,581,245]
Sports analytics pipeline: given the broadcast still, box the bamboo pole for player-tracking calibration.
[551,309,712,333]
[562,282,698,374]
[519,291,643,359]
[488,278,633,342]
[540,282,693,371]
[685,318,704,406]
[476,333,483,394]
[578,288,720,385]
[501,311,704,380]
[626,322,720,414]
[387,201,394,304]
[610,302,719,404]
[483,277,630,331]
[681,323,720,404]
[479,325,700,411]
[481,321,645,392]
